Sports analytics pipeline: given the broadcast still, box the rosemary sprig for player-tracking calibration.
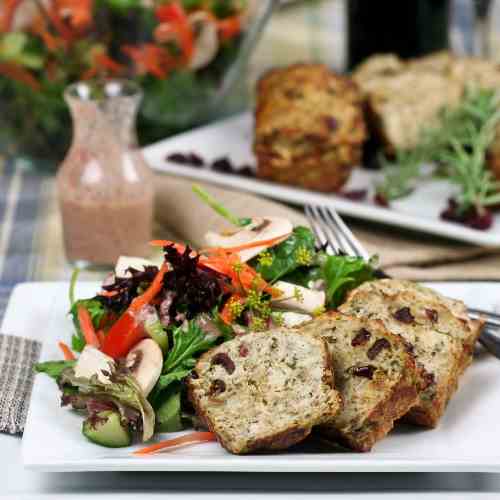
[437,105,500,213]
[376,87,500,212]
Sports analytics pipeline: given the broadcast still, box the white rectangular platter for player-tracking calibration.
[14,281,500,472]
[143,112,500,247]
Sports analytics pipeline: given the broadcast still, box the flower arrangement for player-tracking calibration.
[0,0,266,168]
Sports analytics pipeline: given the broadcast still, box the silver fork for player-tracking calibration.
[305,204,500,359]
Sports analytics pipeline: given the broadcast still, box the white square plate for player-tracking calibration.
[14,281,500,472]
[143,113,500,247]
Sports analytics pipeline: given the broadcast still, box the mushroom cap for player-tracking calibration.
[126,339,163,397]
[188,11,219,71]
[205,216,293,262]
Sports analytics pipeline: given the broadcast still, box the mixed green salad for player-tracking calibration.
[0,0,253,165]
[36,187,375,453]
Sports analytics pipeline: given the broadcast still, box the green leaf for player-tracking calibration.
[70,299,107,353]
[155,385,184,432]
[281,266,323,289]
[322,255,375,308]
[251,227,316,283]
[60,368,155,442]
[163,322,217,374]
[149,321,217,406]
[35,360,76,380]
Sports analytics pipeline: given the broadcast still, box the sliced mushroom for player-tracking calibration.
[205,216,293,262]
[125,339,163,397]
[272,281,325,315]
[281,312,312,328]
[114,256,155,279]
[188,11,219,71]
[74,346,115,384]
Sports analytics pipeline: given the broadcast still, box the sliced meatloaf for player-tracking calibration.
[340,280,482,427]
[297,312,420,451]
[187,328,341,454]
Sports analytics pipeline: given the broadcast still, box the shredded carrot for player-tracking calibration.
[99,290,118,298]
[0,62,40,91]
[133,432,216,456]
[58,341,76,361]
[77,306,101,348]
[202,251,277,296]
[202,233,290,255]
[129,262,169,314]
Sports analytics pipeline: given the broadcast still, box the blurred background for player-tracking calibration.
[3,0,500,171]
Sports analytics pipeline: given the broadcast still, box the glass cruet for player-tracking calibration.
[57,80,154,268]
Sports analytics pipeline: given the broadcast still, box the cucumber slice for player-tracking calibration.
[82,411,131,448]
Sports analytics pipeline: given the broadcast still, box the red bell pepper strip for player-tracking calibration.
[78,306,101,349]
[122,44,173,79]
[102,263,168,359]
[155,2,188,23]
[95,53,125,74]
[47,5,75,42]
[96,329,106,347]
[154,2,193,64]
[217,16,241,42]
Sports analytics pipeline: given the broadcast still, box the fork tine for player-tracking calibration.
[325,206,370,261]
[316,206,358,258]
[305,205,337,254]
[311,205,343,255]
[304,206,324,246]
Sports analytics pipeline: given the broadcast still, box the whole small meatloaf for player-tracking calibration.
[254,64,367,192]
[187,328,341,455]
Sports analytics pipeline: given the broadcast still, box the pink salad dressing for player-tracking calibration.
[57,81,154,266]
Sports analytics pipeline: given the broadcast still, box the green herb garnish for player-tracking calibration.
[192,184,251,227]
[377,87,500,215]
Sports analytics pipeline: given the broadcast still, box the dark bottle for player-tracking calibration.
[347,0,450,70]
